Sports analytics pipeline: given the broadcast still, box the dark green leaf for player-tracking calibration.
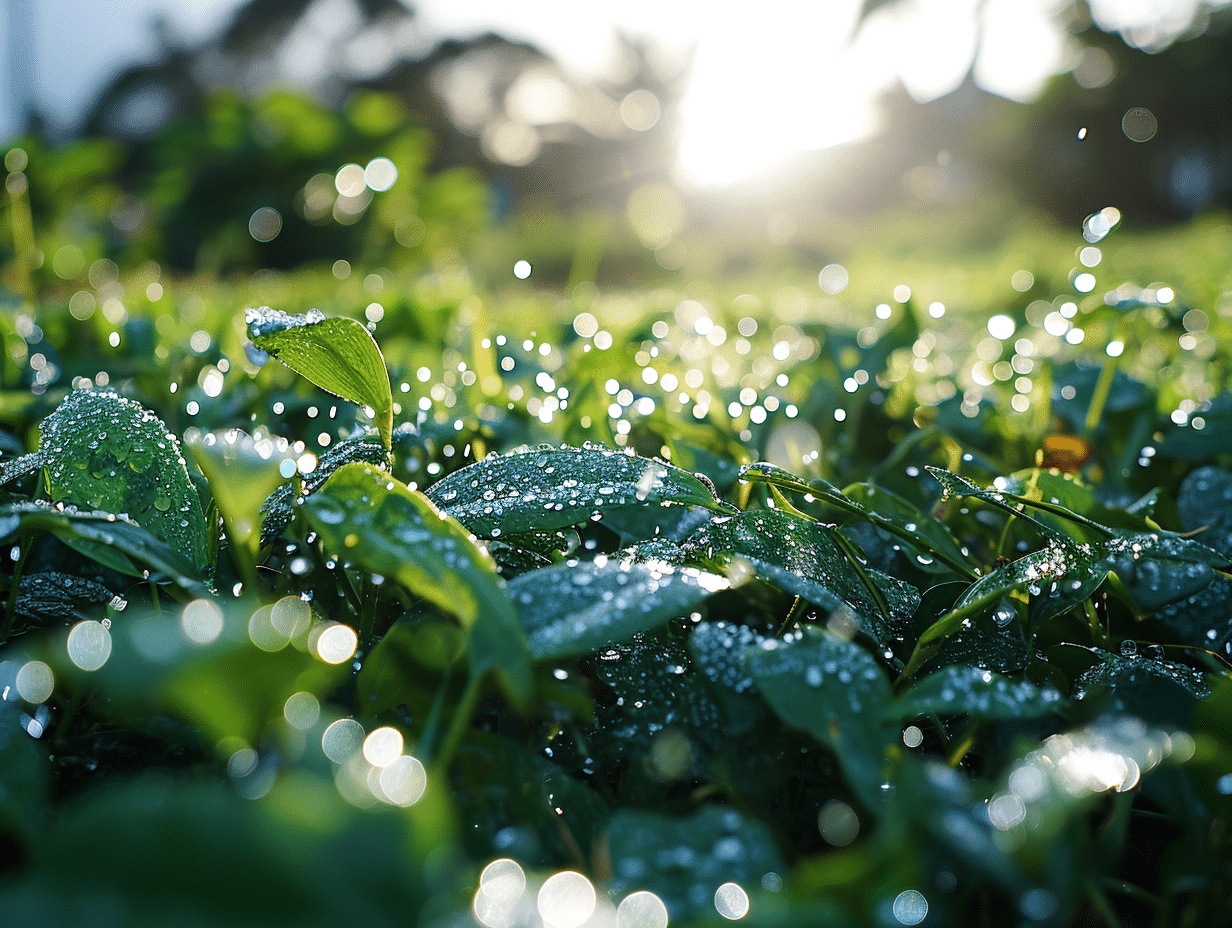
[507,553,728,660]
[37,390,210,570]
[259,433,388,547]
[889,664,1066,722]
[747,627,895,807]
[605,805,786,920]
[247,308,393,451]
[302,462,531,706]
[682,509,920,648]
[425,443,730,538]
[0,500,206,595]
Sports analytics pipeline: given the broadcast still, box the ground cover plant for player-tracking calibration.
[2,127,1232,928]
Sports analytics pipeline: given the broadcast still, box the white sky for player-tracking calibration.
[0,0,1221,186]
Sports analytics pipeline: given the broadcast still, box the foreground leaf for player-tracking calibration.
[247,308,393,451]
[889,664,1065,722]
[747,627,895,807]
[37,390,210,570]
[302,462,531,706]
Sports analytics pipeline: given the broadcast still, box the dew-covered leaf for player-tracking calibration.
[1075,644,1210,725]
[1101,530,1230,613]
[689,620,769,694]
[12,571,122,631]
[889,664,1066,722]
[424,443,729,539]
[0,450,43,487]
[301,462,531,706]
[747,627,895,807]
[247,308,393,451]
[590,638,723,763]
[1177,465,1232,554]
[682,509,920,648]
[259,433,387,547]
[902,539,1105,680]
[605,805,786,920]
[842,481,972,576]
[506,553,729,660]
[0,500,206,595]
[37,390,209,570]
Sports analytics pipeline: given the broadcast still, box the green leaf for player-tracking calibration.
[36,390,210,570]
[1102,530,1231,612]
[11,571,122,632]
[747,627,895,807]
[605,805,787,920]
[185,429,296,558]
[0,500,207,595]
[506,553,729,660]
[247,308,393,452]
[902,538,1105,681]
[1076,645,1211,726]
[301,462,531,706]
[682,509,920,648]
[424,443,730,538]
[888,664,1066,722]
[259,433,388,547]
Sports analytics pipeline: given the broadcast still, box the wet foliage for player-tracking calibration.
[4,129,1232,928]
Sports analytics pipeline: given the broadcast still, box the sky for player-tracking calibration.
[0,0,1222,187]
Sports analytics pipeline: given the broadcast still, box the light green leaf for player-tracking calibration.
[37,390,210,570]
[425,443,730,538]
[247,308,393,452]
[302,462,531,706]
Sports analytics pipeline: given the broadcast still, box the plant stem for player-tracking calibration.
[1,533,32,643]
[431,672,483,772]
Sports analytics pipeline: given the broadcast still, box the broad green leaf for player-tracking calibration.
[1102,530,1230,612]
[589,639,724,765]
[163,642,343,745]
[1177,465,1232,554]
[301,462,531,706]
[747,627,895,807]
[0,500,207,595]
[1076,645,1211,726]
[258,433,388,546]
[682,509,920,648]
[37,390,209,570]
[888,664,1065,722]
[506,553,729,660]
[247,308,393,451]
[605,805,786,920]
[424,443,730,538]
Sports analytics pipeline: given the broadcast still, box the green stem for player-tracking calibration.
[774,595,806,638]
[417,665,454,763]
[358,577,378,655]
[1085,348,1121,437]
[1085,880,1122,928]
[947,724,979,767]
[1,533,32,643]
[430,672,483,772]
